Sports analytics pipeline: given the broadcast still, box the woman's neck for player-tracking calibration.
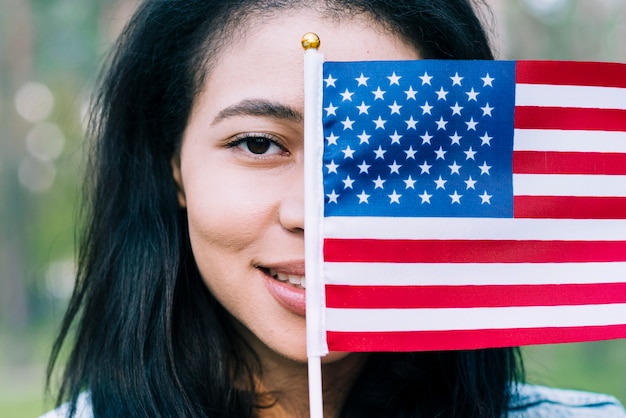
[254,351,369,418]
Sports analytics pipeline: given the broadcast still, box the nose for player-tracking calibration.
[278,166,305,233]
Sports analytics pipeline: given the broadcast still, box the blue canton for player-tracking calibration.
[322,60,516,218]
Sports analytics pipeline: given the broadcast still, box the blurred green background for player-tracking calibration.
[1,0,625,416]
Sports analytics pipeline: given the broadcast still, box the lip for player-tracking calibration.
[259,262,306,316]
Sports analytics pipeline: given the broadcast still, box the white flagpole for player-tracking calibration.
[302,32,327,418]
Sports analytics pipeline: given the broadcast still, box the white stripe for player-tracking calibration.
[326,304,626,332]
[324,262,626,286]
[324,217,626,240]
[516,84,626,110]
[514,174,626,197]
[514,129,626,153]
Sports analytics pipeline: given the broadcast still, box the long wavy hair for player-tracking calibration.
[47,0,524,416]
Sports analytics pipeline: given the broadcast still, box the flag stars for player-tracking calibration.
[449,191,462,204]
[342,145,355,159]
[450,72,464,86]
[372,175,386,189]
[479,161,492,175]
[434,176,447,189]
[324,74,337,87]
[388,160,402,175]
[355,73,369,86]
[420,72,433,85]
[481,103,494,117]
[450,132,462,145]
[325,160,339,174]
[373,116,387,130]
[387,72,402,85]
[341,117,355,130]
[340,88,354,101]
[405,116,418,130]
[324,103,338,116]
[421,101,433,115]
[357,190,370,204]
[436,87,449,101]
[448,161,462,175]
[419,160,432,174]
[388,190,402,204]
[327,190,339,203]
[356,101,370,115]
[357,160,371,174]
[434,146,447,160]
[464,176,477,190]
[436,116,448,131]
[466,117,478,131]
[403,175,417,189]
[404,86,417,100]
[480,132,493,146]
[357,131,371,144]
[480,190,493,204]
[389,101,402,115]
[481,73,495,87]
[466,88,479,101]
[326,132,339,145]
[342,175,355,189]
[450,102,463,116]
[404,146,417,160]
[419,190,432,204]
[374,146,386,159]
[420,132,433,145]
[390,131,402,144]
[464,146,477,160]
[372,87,386,100]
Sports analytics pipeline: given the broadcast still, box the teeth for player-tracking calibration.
[268,269,305,289]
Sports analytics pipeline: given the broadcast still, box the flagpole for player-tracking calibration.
[302,32,327,418]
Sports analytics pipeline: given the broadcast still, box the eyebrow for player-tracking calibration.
[211,98,303,126]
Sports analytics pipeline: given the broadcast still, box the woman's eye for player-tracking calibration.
[230,134,286,156]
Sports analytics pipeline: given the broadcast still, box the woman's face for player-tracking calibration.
[173,10,419,363]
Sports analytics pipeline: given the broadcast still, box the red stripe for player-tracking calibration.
[325,283,626,309]
[516,61,626,88]
[326,324,626,352]
[513,151,626,175]
[514,107,626,132]
[323,239,626,263]
[514,196,626,219]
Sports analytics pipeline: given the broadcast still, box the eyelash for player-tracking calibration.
[226,132,288,157]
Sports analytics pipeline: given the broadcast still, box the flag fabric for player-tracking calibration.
[318,59,626,352]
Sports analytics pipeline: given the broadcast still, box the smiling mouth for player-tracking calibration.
[262,267,306,289]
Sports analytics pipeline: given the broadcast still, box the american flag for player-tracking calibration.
[319,60,626,352]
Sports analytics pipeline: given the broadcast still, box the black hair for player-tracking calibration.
[47,1,522,417]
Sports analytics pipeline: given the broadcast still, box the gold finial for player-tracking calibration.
[301,32,321,50]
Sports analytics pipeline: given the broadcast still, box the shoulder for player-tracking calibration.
[508,384,626,417]
[39,393,93,418]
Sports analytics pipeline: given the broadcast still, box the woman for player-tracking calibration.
[45,0,625,416]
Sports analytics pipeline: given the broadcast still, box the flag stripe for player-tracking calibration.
[516,60,626,88]
[513,129,626,153]
[516,84,626,110]
[325,283,626,309]
[324,262,626,286]
[326,325,626,352]
[324,217,626,240]
[325,304,626,332]
[513,151,626,175]
[323,239,626,263]
[514,196,626,219]
[514,106,626,131]
[513,174,626,197]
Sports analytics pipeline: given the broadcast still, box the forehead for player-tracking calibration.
[196,11,420,118]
